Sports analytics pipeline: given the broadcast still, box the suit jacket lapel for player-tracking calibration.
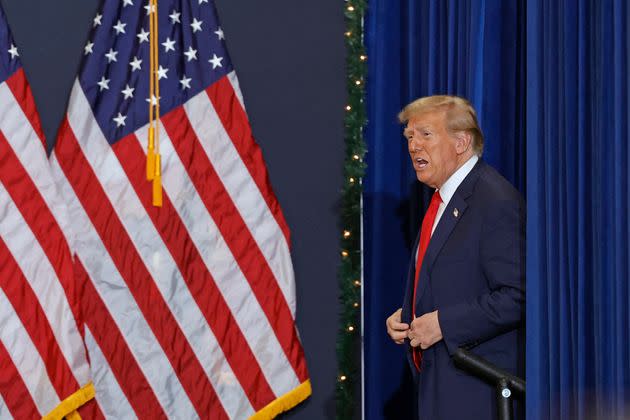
[401,230,422,324]
[415,160,484,306]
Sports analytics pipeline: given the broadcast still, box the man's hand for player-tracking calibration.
[386,308,409,344]
[408,310,442,349]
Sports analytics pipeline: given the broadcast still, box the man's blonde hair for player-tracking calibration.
[398,95,484,156]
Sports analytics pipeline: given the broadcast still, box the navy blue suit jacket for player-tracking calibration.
[400,160,525,420]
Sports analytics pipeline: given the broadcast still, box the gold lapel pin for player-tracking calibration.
[453,208,459,218]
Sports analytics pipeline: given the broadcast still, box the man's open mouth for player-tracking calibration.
[415,157,428,169]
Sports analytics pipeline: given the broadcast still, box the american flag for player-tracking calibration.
[0,4,95,419]
[50,0,310,418]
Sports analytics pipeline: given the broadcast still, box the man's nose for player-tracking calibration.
[409,138,423,152]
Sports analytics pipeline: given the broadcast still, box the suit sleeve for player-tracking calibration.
[438,196,525,356]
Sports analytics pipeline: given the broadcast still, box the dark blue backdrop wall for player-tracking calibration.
[0,1,345,418]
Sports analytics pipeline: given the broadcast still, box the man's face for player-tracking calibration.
[404,111,460,189]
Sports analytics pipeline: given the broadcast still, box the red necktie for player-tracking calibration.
[412,190,442,370]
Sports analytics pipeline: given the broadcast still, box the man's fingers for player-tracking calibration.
[389,321,409,331]
[410,333,434,349]
[410,338,429,349]
[386,308,408,331]
[386,308,410,344]
[388,330,408,341]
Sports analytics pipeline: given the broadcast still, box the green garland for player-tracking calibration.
[336,0,367,418]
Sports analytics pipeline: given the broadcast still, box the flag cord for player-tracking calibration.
[146,0,155,180]
[148,0,162,206]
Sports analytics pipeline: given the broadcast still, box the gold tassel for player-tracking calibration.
[146,126,155,180]
[152,153,162,207]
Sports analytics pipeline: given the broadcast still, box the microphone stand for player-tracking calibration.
[452,348,525,420]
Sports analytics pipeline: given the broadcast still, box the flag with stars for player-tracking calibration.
[51,0,310,418]
[0,4,95,419]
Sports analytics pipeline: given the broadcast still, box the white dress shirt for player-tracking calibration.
[415,155,479,261]
[431,155,479,234]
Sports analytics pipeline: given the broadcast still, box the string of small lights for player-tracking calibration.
[337,0,367,417]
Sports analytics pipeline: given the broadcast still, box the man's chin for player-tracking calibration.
[415,173,433,187]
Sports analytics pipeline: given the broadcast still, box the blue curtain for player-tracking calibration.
[526,1,630,419]
[363,1,525,418]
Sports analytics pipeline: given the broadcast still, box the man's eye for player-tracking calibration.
[423,132,431,136]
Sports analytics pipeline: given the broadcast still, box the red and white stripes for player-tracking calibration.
[51,72,309,418]
[0,69,92,418]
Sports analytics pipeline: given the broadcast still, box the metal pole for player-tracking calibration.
[496,378,513,420]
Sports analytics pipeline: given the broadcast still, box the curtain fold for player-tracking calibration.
[526,1,630,419]
[364,1,525,418]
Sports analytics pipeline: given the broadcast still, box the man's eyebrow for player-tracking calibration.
[408,124,433,131]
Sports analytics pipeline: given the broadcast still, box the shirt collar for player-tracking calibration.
[437,155,478,206]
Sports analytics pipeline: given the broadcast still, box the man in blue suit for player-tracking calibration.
[385,96,525,419]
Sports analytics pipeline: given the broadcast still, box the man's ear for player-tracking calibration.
[454,131,472,154]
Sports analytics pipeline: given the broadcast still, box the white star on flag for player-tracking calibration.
[214,27,225,40]
[162,37,176,52]
[105,48,118,63]
[209,54,223,69]
[156,65,169,80]
[84,41,94,55]
[122,0,134,6]
[144,3,156,15]
[145,94,160,105]
[169,10,181,24]
[121,84,135,99]
[184,46,198,61]
[93,13,103,27]
[97,76,110,91]
[113,112,127,127]
[199,0,208,4]
[137,28,149,43]
[129,56,142,71]
[8,44,19,59]
[190,18,203,33]
[113,20,127,34]
[179,75,192,90]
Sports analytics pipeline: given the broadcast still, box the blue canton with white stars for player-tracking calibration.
[0,5,22,84]
[80,0,233,144]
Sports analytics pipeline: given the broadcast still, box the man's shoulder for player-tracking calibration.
[471,161,524,206]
